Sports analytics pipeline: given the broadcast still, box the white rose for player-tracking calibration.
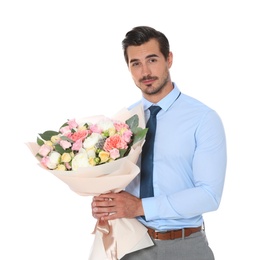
[47,151,61,169]
[72,150,91,171]
[83,133,103,149]
[86,148,96,158]
[97,119,114,131]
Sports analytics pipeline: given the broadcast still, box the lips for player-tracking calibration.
[141,77,157,85]
[143,80,155,85]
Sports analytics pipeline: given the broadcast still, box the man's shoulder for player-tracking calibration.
[128,100,142,110]
[180,93,211,109]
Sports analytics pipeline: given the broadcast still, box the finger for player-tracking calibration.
[92,212,109,219]
[93,196,114,202]
[100,212,118,221]
[93,196,108,201]
[93,203,115,213]
[92,200,115,209]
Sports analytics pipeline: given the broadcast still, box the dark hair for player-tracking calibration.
[122,26,170,64]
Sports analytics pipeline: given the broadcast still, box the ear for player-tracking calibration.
[167,51,173,68]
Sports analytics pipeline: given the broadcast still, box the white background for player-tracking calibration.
[1,0,271,259]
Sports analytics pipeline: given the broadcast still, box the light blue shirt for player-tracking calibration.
[126,83,227,231]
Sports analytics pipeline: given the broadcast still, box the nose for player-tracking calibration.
[141,63,151,76]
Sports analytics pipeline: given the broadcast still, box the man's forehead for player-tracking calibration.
[127,39,160,61]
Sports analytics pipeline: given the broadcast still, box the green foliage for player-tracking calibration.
[119,148,127,158]
[54,143,66,154]
[36,113,148,168]
[126,114,148,146]
[37,137,44,146]
[60,135,73,143]
[38,130,59,141]
[132,127,148,145]
[126,114,139,131]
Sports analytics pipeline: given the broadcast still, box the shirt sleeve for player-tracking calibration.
[142,110,227,220]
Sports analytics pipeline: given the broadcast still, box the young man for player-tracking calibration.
[92,26,227,260]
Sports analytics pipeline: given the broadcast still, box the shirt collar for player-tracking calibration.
[142,82,181,112]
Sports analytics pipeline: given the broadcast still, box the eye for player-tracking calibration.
[148,58,157,63]
[131,62,140,67]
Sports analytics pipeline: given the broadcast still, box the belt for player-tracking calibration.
[147,226,202,240]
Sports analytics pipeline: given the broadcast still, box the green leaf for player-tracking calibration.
[60,136,74,143]
[119,148,128,158]
[54,144,66,154]
[38,130,59,141]
[126,114,139,131]
[132,128,148,145]
[59,122,69,130]
[37,137,44,146]
[36,153,42,158]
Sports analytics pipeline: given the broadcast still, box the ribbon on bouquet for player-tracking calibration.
[93,219,118,260]
[89,217,154,260]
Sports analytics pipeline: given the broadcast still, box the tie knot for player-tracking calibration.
[149,106,161,116]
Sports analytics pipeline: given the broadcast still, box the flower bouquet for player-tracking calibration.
[26,104,154,260]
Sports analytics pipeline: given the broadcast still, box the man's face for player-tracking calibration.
[126,39,173,102]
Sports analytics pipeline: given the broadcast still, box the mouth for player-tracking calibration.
[141,77,157,85]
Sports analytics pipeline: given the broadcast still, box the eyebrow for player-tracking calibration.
[129,54,159,64]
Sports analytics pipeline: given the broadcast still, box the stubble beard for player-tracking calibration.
[140,72,170,96]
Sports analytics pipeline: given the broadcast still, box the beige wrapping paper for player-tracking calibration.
[26,104,154,260]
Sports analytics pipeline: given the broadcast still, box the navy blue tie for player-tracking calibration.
[140,106,161,198]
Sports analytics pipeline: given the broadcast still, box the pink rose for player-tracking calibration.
[113,122,129,132]
[60,140,72,149]
[109,148,120,160]
[122,129,133,143]
[72,139,83,151]
[59,125,71,134]
[104,135,128,151]
[67,118,78,129]
[41,156,50,168]
[90,124,102,134]
[38,144,52,157]
[70,130,88,142]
